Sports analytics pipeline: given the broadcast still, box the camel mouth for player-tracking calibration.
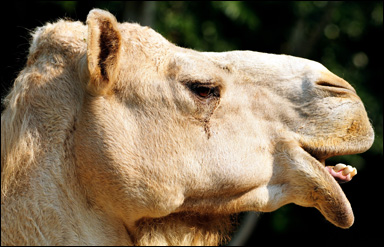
[304,148,357,184]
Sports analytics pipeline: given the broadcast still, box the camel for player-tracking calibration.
[1,9,374,246]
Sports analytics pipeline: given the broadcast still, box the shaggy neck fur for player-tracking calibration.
[134,213,233,246]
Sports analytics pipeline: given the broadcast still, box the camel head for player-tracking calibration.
[2,8,373,245]
[74,9,374,232]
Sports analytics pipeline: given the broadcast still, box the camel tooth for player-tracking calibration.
[342,165,354,176]
[333,163,347,172]
[350,167,357,178]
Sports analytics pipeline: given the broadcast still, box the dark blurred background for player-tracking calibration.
[1,1,383,246]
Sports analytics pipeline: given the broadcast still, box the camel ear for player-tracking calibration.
[86,9,121,95]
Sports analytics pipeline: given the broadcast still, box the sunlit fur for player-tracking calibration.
[1,9,373,245]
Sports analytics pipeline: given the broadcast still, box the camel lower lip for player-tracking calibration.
[313,159,355,228]
[297,147,354,228]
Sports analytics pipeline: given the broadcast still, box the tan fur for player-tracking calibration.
[1,9,374,245]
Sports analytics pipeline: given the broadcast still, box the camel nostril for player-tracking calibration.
[315,71,356,93]
[317,81,342,88]
[316,80,356,94]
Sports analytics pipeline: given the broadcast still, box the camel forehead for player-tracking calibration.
[203,51,328,78]
[119,22,171,47]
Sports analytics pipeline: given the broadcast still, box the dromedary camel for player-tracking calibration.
[1,9,374,245]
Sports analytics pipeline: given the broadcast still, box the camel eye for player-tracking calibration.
[195,86,212,98]
[188,84,219,99]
